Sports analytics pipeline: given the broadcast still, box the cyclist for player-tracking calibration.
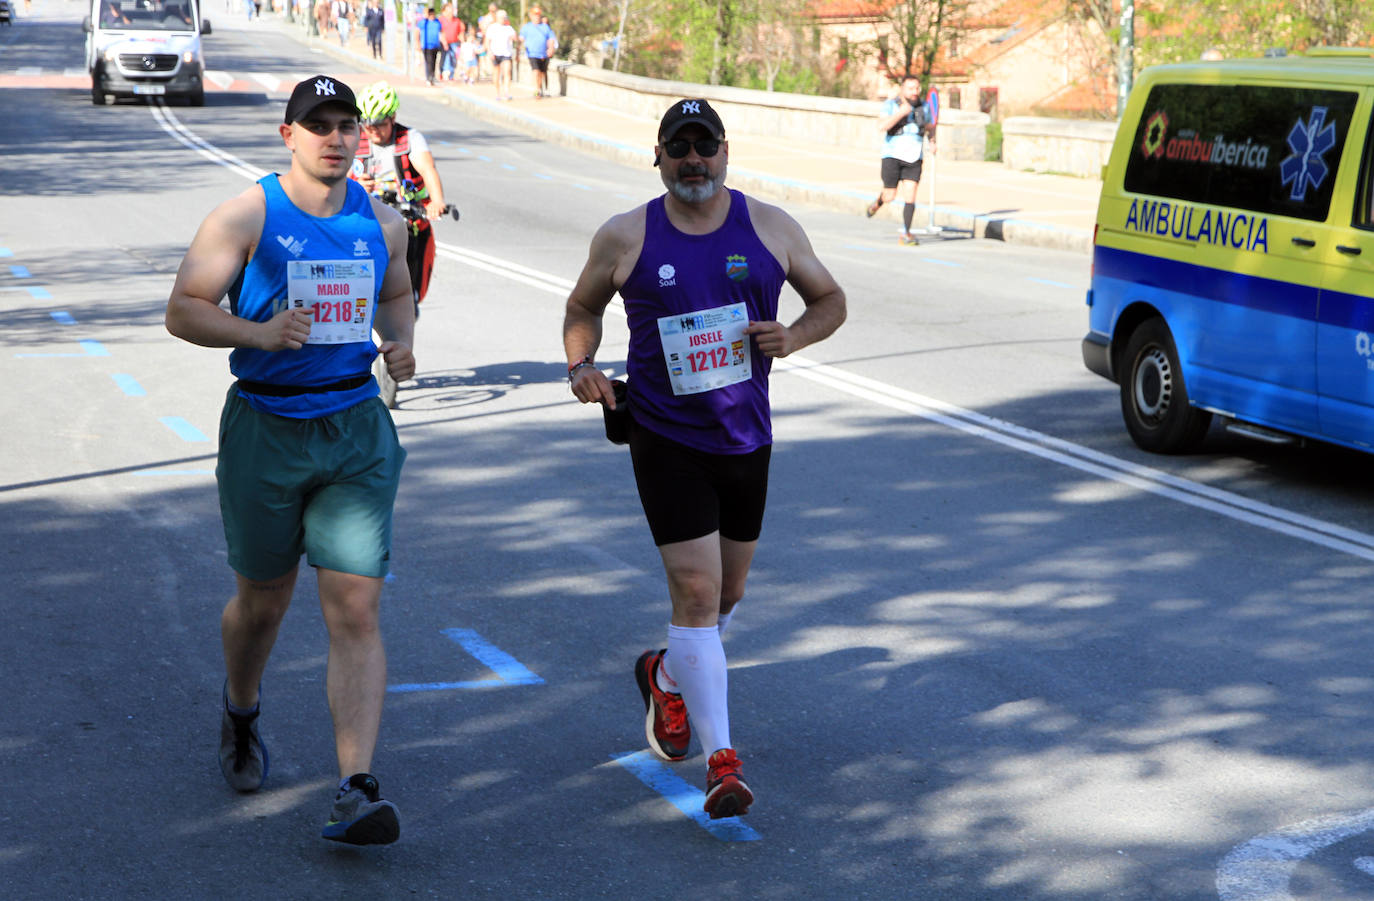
[349,81,450,311]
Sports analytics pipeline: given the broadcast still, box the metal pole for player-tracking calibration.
[1117,0,1134,118]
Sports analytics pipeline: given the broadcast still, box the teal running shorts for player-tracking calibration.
[216,387,406,581]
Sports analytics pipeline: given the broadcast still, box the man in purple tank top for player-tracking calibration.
[562,98,847,820]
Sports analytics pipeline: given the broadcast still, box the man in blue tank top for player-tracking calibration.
[166,75,415,846]
[563,98,847,819]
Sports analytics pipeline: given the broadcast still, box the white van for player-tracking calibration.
[83,0,212,106]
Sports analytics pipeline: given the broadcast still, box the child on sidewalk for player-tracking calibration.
[460,36,478,84]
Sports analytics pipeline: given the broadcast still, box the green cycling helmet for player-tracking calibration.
[358,81,400,124]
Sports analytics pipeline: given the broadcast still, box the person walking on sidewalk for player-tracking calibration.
[418,6,443,86]
[517,6,555,99]
[439,4,463,81]
[866,74,936,246]
[164,75,416,846]
[484,9,517,100]
[562,98,847,820]
[363,0,384,60]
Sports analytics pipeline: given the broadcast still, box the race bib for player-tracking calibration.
[284,260,376,345]
[657,302,751,396]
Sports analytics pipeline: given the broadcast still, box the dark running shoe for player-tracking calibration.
[635,649,690,761]
[704,748,753,819]
[322,773,400,845]
[219,683,268,793]
[865,199,882,218]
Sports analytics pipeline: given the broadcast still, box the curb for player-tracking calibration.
[267,18,1092,254]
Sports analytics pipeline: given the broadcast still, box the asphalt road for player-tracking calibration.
[6,8,1374,901]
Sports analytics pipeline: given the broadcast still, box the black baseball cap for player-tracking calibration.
[283,75,361,125]
[658,98,726,142]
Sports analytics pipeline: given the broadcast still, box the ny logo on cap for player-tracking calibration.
[682,100,700,114]
[314,78,337,97]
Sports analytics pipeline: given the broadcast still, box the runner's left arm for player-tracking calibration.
[409,148,448,219]
[372,204,417,382]
[743,204,846,358]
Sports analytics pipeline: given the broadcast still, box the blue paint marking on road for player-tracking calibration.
[133,469,214,476]
[614,193,633,200]
[458,147,472,153]
[111,373,146,396]
[501,163,517,171]
[923,258,963,268]
[15,339,109,358]
[389,679,512,692]
[0,248,12,257]
[842,244,879,252]
[572,183,591,191]
[50,311,77,325]
[387,628,545,693]
[10,265,31,278]
[533,173,553,180]
[1027,276,1077,290]
[27,286,52,300]
[478,154,492,162]
[609,751,761,841]
[443,628,544,684]
[159,416,209,442]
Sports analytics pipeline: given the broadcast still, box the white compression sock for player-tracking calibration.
[666,624,731,755]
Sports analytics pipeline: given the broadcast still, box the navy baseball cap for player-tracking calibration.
[284,75,360,125]
[658,98,726,142]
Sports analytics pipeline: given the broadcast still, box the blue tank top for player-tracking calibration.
[620,190,785,453]
[229,174,389,418]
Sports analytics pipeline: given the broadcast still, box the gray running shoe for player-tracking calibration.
[218,684,268,793]
[322,773,400,845]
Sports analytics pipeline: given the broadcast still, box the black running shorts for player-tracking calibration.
[881,156,923,188]
[628,418,771,547]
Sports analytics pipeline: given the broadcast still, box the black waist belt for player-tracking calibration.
[236,373,371,397]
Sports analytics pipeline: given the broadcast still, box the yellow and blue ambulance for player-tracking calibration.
[1083,49,1374,454]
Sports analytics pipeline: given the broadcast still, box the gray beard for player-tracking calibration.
[666,171,724,204]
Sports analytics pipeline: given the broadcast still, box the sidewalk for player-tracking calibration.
[265,16,1098,254]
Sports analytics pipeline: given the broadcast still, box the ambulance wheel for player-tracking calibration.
[1119,318,1211,453]
[188,85,205,107]
[92,85,108,105]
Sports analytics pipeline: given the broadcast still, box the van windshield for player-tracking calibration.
[98,0,196,30]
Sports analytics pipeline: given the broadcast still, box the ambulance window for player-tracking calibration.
[1124,83,1358,222]
[1357,112,1374,230]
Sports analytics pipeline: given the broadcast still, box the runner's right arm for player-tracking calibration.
[563,209,643,409]
[165,187,313,351]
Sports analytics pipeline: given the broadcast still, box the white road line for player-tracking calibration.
[249,72,281,91]
[1218,807,1374,900]
[149,103,268,181]
[152,113,1374,564]
[204,69,233,89]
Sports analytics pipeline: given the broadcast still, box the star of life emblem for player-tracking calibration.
[1279,106,1336,202]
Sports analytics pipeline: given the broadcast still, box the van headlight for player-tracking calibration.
[183,51,196,64]
[104,49,118,61]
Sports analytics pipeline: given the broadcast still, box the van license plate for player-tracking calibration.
[133,85,166,95]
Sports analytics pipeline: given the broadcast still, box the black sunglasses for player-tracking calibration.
[662,138,722,159]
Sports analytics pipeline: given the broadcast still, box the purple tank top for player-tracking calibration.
[620,190,786,454]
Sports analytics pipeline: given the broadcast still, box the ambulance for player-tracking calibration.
[1083,50,1374,455]
[83,0,211,105]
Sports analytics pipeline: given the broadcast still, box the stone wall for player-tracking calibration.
[1000,117,1119,179]
[556,63,991,162]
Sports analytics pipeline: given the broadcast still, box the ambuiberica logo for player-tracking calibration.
[1138,108,1271,171]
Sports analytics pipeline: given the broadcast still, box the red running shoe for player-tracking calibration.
[635,649,690,761]
[704,748,753,819]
